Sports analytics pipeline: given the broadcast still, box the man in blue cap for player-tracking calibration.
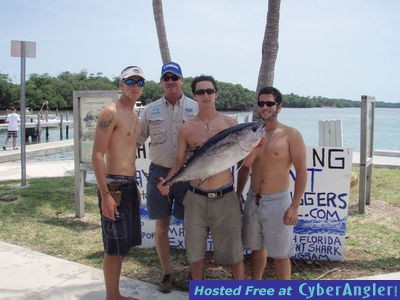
[138,61,198,292]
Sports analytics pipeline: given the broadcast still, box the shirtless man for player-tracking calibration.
[158,75,244,280]
[92,66,145,300]
[237,86,307,280]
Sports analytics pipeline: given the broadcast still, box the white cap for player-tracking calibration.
[120,66,145,80]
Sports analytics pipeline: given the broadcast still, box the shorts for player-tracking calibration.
[7,131,17,138]
[146,162,188,220]
[98,174,142,256]
[242,189,295,259]
[184,186,243,265]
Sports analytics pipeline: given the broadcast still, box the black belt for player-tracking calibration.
[189,185,234,198]
[106,174,137,189]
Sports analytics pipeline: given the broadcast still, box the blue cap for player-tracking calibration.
[161,61,182,77]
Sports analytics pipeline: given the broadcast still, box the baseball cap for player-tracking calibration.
[161,62,182,77]
[120,66,145,80]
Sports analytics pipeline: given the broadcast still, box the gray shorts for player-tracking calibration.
[184,187,243,265]
[146,163,189,220]
[242,189,295,259]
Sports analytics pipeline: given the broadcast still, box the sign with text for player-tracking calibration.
[291,147,352,261]
[136,145,353,261]
[79,97,114,164]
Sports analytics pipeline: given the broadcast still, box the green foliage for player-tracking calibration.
[1,71,399,110]
[140,81,163,104]
[0,73,19,108]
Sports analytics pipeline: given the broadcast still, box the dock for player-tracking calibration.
[0,115,74,141]
[0,140,73,163]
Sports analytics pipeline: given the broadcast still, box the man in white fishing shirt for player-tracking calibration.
[158,75,244,280]
[3,105,20,150]
[138,62,198,292]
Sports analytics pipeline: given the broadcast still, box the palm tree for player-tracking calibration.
[253,0,281,120]
[152,0,171,63]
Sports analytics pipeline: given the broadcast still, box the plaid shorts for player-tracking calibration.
[7,131,18,138]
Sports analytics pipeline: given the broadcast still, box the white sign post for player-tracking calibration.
[11,40,36,187]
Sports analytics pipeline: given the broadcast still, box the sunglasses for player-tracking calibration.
[257,101,277,108]
[124,78,145,87]
[162,74,180,81]
[194,88,216,96]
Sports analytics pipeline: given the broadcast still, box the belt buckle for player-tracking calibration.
[207,192,217,198]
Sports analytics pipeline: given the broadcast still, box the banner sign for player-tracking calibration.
[292,147,352,260]
[189,280,399,300]
[136,145,353,261]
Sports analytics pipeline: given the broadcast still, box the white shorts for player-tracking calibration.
[242,189,295,259]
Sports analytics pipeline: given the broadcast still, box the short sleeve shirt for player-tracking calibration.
[138,94,198,168]
[6,113,20,131]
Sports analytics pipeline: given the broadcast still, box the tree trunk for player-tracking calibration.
[252,0,281,120]
[152,0,171,63]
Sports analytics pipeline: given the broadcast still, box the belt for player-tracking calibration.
[106,174,137,190]
[152,163,171,172]
[107,182,135,191]
[189,185,234,198]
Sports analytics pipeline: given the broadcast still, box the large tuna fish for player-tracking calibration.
[164,121,265,184]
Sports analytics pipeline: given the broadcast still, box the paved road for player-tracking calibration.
[0,241,188,300]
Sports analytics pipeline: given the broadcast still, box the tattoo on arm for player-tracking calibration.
[99,115,113,129]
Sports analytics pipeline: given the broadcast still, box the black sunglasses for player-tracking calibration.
[194,88,216,96]
[257,101,277,108]
[124,78,145,87]
[162,74,180,81]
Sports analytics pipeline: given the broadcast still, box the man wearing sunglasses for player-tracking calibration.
[92,66,145,300]
[237,86,307,280]
[157,75,244,281]
[138,61,198,292]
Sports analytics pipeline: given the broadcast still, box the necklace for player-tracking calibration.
[199,112,219,131]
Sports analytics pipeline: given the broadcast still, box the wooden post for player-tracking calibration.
[60,113,64,140]
[36,114,41,142]
[358,95,375,214]
[65,111,69,139]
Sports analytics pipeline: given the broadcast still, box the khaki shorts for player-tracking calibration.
[242,189,295,259]
[184,189,243,265]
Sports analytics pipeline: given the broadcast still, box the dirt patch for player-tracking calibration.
[0,195,19,202]
[363,200,400,230]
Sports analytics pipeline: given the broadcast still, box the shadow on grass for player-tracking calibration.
[42,215,100,231]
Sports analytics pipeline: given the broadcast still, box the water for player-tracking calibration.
[231,107,399,151]
[279,107,399,151]
[1,108,398,160]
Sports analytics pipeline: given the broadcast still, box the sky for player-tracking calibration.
[1,0,399,103]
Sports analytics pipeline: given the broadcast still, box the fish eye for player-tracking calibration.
[252,126,257,132]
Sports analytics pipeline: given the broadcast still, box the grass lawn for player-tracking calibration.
[0,167,399,291]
